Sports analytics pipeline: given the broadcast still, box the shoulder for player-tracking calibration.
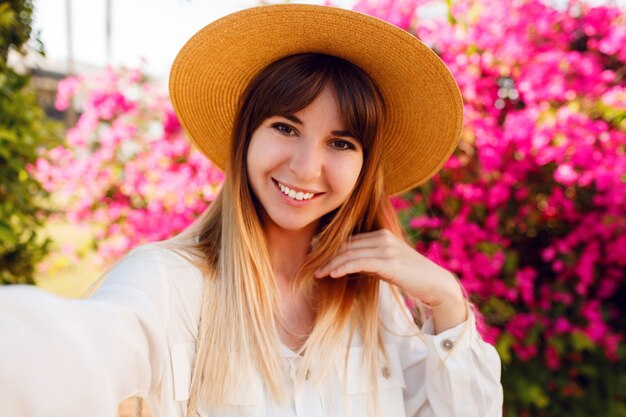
[92,241,206,341]
[108,242,204,289]
[92,241,205,315]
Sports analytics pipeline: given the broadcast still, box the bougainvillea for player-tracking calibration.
[354,0,625,415]
[31,67,223,262]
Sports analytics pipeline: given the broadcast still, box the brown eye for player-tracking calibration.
[330,139,356,151]
[272,123,296,136]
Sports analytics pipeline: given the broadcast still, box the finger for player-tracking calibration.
[326,257,386,279]
[347,229,389,242]
[318,247,383,275]
[339,238,379,252]
[315,247,383,278]
[340,230,400,251]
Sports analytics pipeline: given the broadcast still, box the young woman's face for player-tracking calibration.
[246,87,364,233]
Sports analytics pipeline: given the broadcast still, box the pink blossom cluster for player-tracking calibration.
[353,0,429,30]
[31,67,223,262]
[357,0,626,391]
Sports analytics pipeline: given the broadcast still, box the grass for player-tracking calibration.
[34,220,105,298]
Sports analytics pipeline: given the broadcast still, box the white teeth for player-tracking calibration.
[276,181,315,201]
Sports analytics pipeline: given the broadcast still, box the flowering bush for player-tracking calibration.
[356,0,626,415]
[31,67,223,262]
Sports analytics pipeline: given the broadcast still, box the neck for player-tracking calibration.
[264,221,318,282]
[264,221,318,351]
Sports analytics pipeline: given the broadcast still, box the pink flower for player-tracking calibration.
[55,76,81,110]
[516,267,537,305]
[353,0,426,30]
[513,343,538,361]
[603,333,621,362]
[554,318,572,334]
[545,345,561,370]
[553,164,578,186]
[409,216,443,229]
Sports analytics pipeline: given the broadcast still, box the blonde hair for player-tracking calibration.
[170,54,415,416]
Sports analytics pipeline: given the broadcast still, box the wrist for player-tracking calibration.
[429,273,468,334]
[423,269,464,308]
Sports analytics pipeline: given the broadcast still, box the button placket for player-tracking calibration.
[287,356,299,382]
[293,366,324,417]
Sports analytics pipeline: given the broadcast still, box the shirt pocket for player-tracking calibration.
[342,344,407,417]
[170,343,196,402]
[170,343,264,415]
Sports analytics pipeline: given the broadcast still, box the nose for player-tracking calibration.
[289,139,322,181]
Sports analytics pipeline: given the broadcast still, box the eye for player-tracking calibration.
[271,123,297,136]
[330,139,357,151]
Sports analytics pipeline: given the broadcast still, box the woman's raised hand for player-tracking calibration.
[314,229,468,332]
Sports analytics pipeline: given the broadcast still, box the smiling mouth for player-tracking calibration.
[273,179,320,201]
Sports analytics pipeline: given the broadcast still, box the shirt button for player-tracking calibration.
[381,367,391,379]
[441,339,454,351]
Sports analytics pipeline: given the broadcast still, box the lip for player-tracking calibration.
[272,178,322,195]
[271,178,323,206]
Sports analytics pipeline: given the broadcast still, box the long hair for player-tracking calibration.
[175,53,410,416]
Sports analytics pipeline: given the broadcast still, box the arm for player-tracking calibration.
[381,287,503,417]
[0,245,170,417]
[410,309,503,417]
[317,229,503,416]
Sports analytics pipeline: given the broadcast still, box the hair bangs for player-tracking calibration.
[238,53,386,152]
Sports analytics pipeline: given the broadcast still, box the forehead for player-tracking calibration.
[292,88,343,120]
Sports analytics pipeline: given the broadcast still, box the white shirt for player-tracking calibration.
[0,243,503,417]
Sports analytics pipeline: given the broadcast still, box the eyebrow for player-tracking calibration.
[278,113,356,139]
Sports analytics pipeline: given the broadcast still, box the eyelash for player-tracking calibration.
[271,123,357,151]
[330,140,356,151]
[272,123,296,136]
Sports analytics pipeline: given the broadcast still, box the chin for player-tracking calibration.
[265,212,320,233]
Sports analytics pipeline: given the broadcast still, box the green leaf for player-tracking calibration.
[571,330,595,352]
[496,333,514,364]
[0,220,14,244]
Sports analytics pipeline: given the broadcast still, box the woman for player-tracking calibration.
[0,4,502,417]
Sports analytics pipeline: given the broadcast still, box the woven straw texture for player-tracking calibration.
[169,4,463,195]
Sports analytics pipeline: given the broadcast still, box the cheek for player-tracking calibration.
[329,156,363,196]
[247,133,286,173]
[246,135,266,195]
[246,133,262,170]
[245,148,258,189]
[247,134,272,177]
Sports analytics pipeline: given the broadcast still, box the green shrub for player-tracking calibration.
[0,0,59,285]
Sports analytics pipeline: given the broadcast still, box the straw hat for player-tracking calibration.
[169,4,462,195]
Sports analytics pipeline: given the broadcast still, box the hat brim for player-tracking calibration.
[169,4,463,195]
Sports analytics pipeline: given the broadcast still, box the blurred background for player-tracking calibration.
[1,0,625,416]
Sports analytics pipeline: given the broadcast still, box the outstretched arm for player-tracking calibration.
[0,246,170,417]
